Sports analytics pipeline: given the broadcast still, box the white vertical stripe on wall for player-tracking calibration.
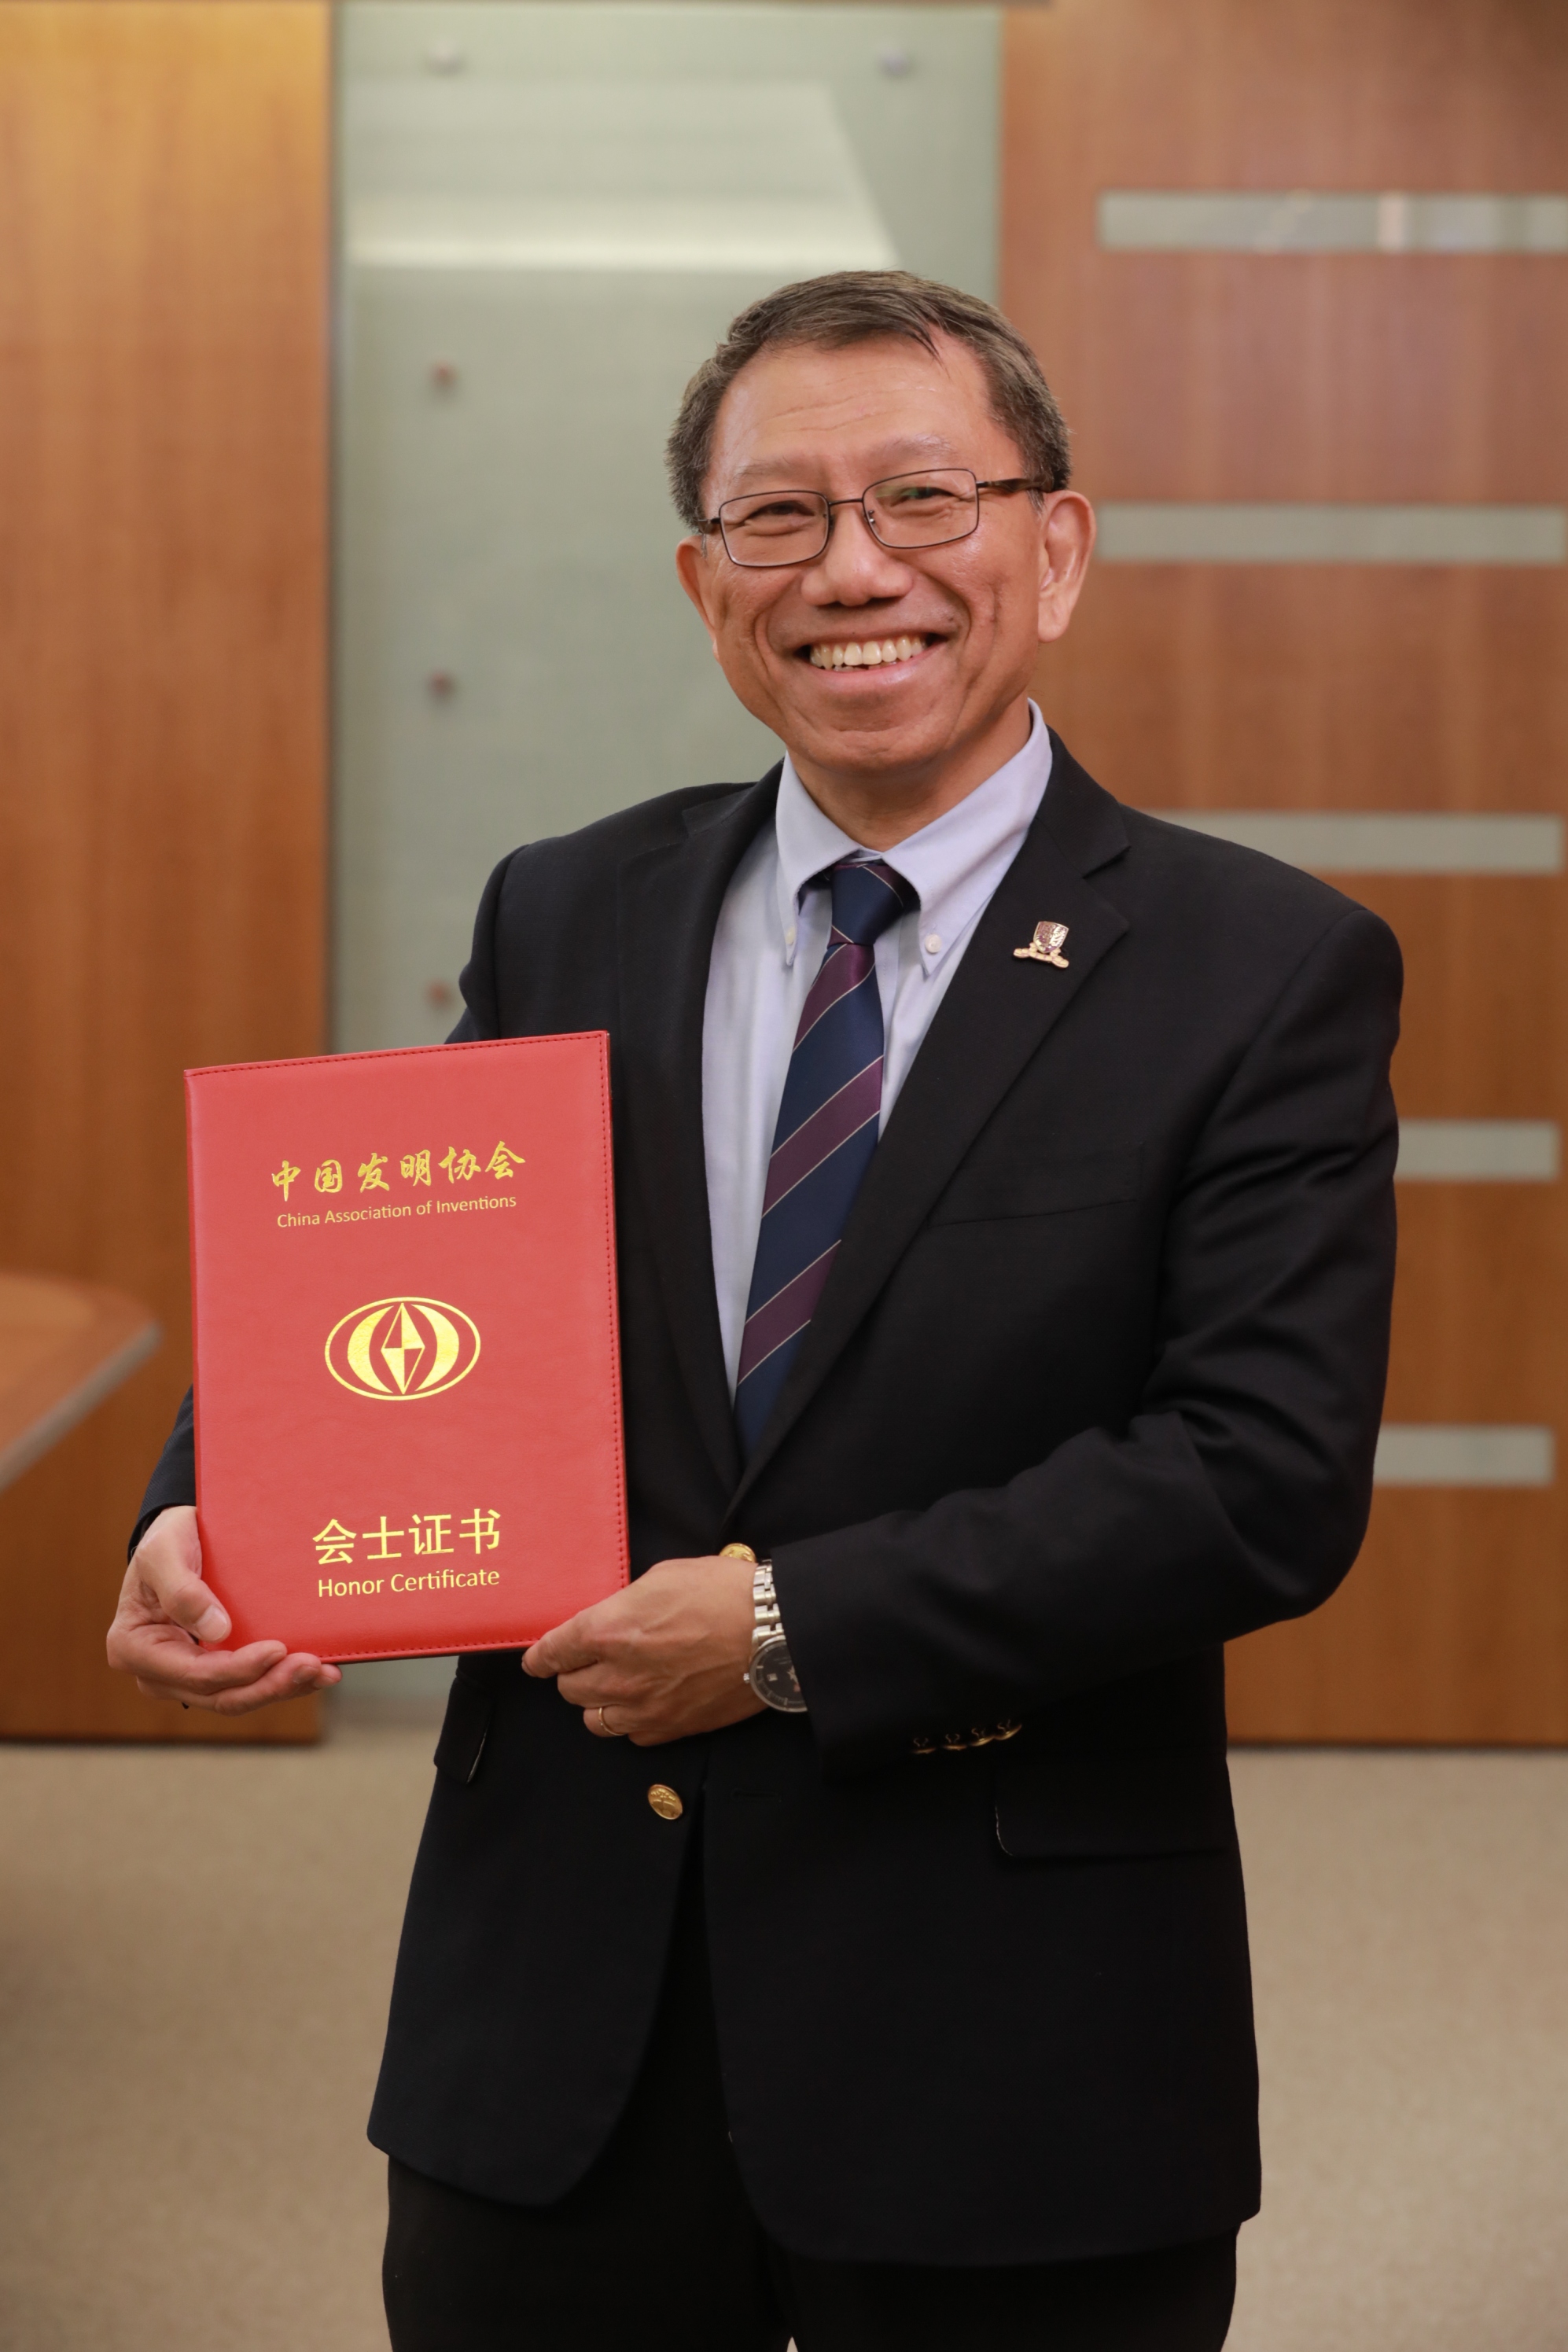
[1095,503,1566,564]
[1098,190,1568,254]
[1150,811,1564,874]
[1396,1121,1561,1181]
[1372,1430,1561,1486]
[1374,1426,1555,1487]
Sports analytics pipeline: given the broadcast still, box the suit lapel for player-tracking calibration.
[728,743,1131,1515]
[617,773,778,1494]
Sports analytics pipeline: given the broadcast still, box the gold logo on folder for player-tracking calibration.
[325,1297,481,1401]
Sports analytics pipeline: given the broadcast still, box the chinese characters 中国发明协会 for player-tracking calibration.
[270,1144,525,1202]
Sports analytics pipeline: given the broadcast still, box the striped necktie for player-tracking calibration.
[734,855,917,1456]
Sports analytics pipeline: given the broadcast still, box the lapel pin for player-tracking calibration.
[1014,921,1070,969]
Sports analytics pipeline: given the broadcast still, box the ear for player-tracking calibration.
[1036,492,1096,647]
[675,534,723,659]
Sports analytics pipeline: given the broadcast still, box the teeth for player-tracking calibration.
[808,635,924,670]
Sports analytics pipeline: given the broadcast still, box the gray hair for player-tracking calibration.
[665,270,1071,532]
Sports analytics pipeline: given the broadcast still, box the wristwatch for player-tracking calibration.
[745,1564,807,1713]
[723,1542,807,1713]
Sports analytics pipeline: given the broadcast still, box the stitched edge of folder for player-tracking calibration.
[594,1029,631,1596]
[182,1032,611,1077]
[326,1640,549,1663]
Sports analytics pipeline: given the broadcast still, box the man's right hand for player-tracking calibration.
[106,1506,340,1714]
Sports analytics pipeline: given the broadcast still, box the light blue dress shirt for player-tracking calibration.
[702,701,1054,1395]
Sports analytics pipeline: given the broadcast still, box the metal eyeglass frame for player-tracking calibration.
[701,468,1051,569]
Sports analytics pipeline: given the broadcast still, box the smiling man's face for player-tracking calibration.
[675,331,1093,845]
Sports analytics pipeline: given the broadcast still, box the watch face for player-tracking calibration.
[750,1636,806,1713]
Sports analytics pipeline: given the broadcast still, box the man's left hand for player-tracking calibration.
[523,1555,764,1744]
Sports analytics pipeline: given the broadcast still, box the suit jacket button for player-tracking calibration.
[646,1783,683,1821]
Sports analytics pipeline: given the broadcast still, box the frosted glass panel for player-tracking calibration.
[336,5,999,1048]
[348,83,899,274]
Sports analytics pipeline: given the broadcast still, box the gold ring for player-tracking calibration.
[594,1704,618,1737]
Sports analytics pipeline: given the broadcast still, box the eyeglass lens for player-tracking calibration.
[718,468,981,567]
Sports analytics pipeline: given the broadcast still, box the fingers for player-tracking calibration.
[555,1660,762,1747]
[554,1664,631,1708]
[522,1612,604,1680]
[525,1557,762,1745]
[106,1505,341,1713]
[136,1647,340,1717]
[133,1625,284,1681]
[578,1684,761,1747]
[127,1627,340,1712]
[523,1561,731,1680]
[135,1628,293,1692]
[552,1662,657,1741]
[145,1506,232,1643]
[121,1506,231,1643]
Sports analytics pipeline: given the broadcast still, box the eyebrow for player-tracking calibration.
[724,433,961,491]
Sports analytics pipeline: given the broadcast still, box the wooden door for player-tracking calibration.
[0,1,329,1739]
[1004,0,1568,1739]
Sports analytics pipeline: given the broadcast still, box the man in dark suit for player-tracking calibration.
[109,273,1399,2352]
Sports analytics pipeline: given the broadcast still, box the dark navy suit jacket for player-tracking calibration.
[139,738,1400,2262]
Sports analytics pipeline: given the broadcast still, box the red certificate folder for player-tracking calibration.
[186,1033,628,1661]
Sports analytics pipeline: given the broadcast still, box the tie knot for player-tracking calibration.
[823,856,916,951]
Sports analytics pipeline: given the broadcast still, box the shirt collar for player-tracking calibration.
[773,701,1053,974]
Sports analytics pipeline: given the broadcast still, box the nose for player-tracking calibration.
[801,500,914,607]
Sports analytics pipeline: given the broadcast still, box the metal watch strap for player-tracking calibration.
[752,1561,781,1630]
[722,1544,806,1713]
[718,1541,782,1633]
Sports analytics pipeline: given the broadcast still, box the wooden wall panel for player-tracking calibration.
[1036,568,1568,815]
[1231,868,1568,1743]
[1007,0,1568,814]
[0,1,329,1739]
[1222,1493,1568,1743]
[1003,0,1568,1740]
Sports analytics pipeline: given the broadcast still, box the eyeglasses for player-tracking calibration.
[702,467,1048,569]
